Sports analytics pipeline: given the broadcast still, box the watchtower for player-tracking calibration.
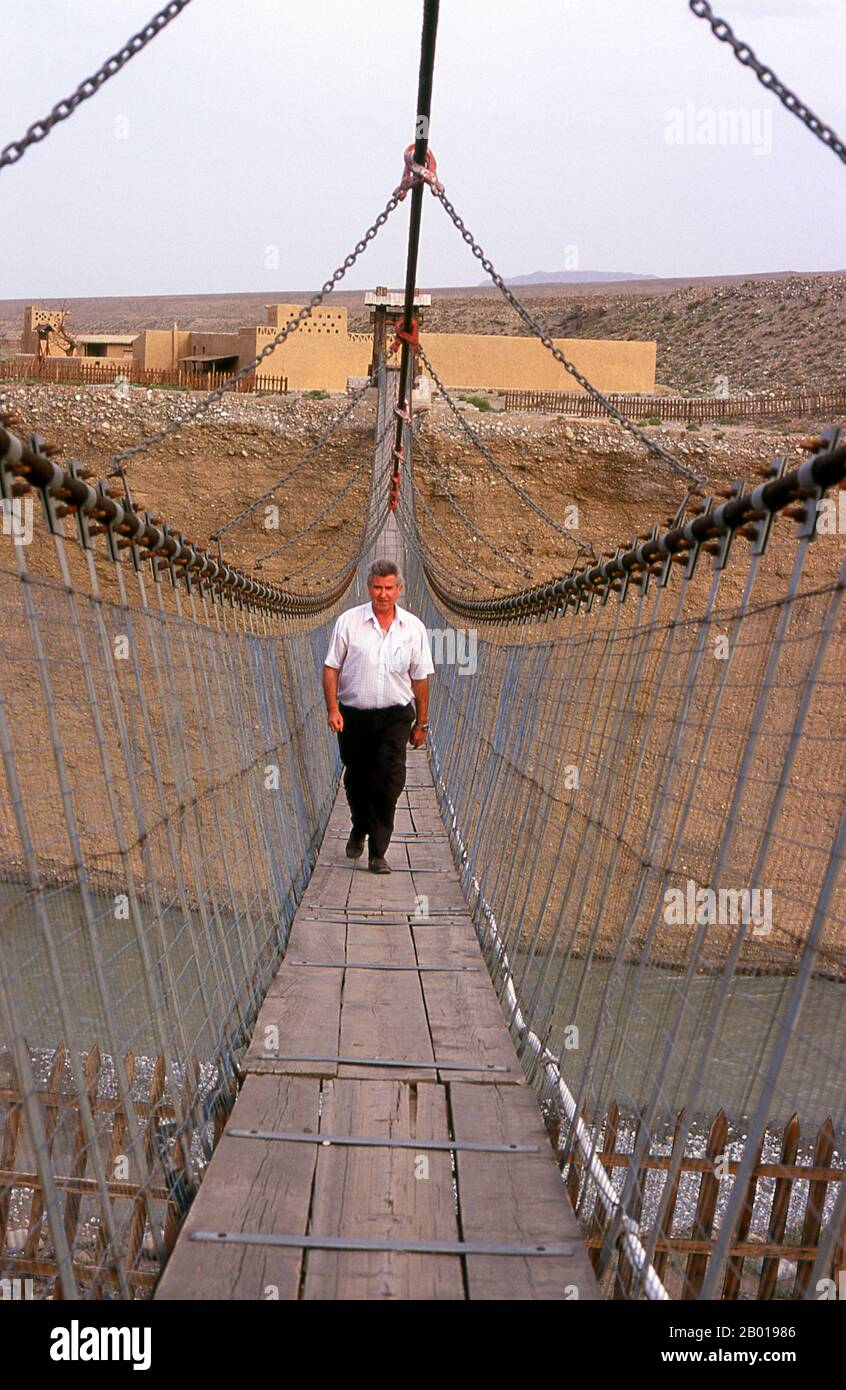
[365,286,431,377]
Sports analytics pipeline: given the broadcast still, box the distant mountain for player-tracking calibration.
[482,270,656,286]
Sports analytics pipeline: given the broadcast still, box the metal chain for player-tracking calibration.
[253,396,399,579]
[112,193,405,471]
[432,190,706,489]
[0,0,195,172]
[689,1,846,167]
[412,427,532,577]
[214,340,400,542]
[394,477,498,596]
[254,412,397,565]
[255,457,367,564]
[278,495,390,587]
[419,345,596,553]
[212,379,376,541]
[406,468,506,590]
[393,483,474,592]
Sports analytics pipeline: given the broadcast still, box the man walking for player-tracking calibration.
[323,560,434,873]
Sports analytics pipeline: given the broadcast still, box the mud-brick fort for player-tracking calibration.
[133,299,656,393]
[18,295,657,394]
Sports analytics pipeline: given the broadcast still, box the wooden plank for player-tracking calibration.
[244,922,346,1077]
[722,1131,764,1299]
[347,862,420,914]
[274,918,347,963]
[303,1078,464,1300]
[410,818,452,840]
[154,1075,321,1301]
[153,770,601,1299]
[415,928,523,1082]
[652,1107,683,1286]
[345,922,417,967]
[338,925,437,1082]
[683,1108,728,1300]
[0,1054,22,1252]
[794,1117,835,1298]
[759,1113,800,1299]
[303,863,354,911]
[25,1043,64,1262]
[405,840,456,871]
[411,875,469,914]
[450,1082,600,1300]
[408,923,482,966]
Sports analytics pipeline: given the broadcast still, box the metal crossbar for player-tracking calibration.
[251,1054,510,1073]
[288,962,479,971]
[226,1128,536,1153]
[189,1230,574,1256]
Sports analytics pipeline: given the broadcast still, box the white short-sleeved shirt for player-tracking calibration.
[324,602,435,709]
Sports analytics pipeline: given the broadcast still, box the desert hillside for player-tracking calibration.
[3,270,844,396]
[347,273,846,396]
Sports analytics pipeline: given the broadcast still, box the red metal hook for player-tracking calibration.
[394,145,442,201]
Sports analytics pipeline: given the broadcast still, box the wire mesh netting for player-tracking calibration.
[2,359,845,1303]
[398,426,846,1300]
[0,370,402,1297]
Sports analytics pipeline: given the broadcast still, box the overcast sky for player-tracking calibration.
[2,0,844,299]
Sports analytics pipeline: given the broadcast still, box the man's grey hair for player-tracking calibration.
[367,559,404,586]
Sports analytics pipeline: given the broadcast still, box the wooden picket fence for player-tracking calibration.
[3,1044,843,1299]
[0,1041,232,1298]
[504,387,846,423]
[0,356,288,396]
[555,1104,845,1300]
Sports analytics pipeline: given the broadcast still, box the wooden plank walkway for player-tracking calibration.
[155,754,598,1300]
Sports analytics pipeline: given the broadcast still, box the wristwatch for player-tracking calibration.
[413,720,429,730]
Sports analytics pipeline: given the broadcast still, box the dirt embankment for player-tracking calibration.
[2,381,833,599]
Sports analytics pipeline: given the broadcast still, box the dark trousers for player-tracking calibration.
[337,700,416,857]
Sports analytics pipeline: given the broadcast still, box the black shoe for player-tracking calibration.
[345,833,366,859]
[368,855,392,874]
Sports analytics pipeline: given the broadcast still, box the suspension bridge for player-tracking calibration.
[1,0,845,1305]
